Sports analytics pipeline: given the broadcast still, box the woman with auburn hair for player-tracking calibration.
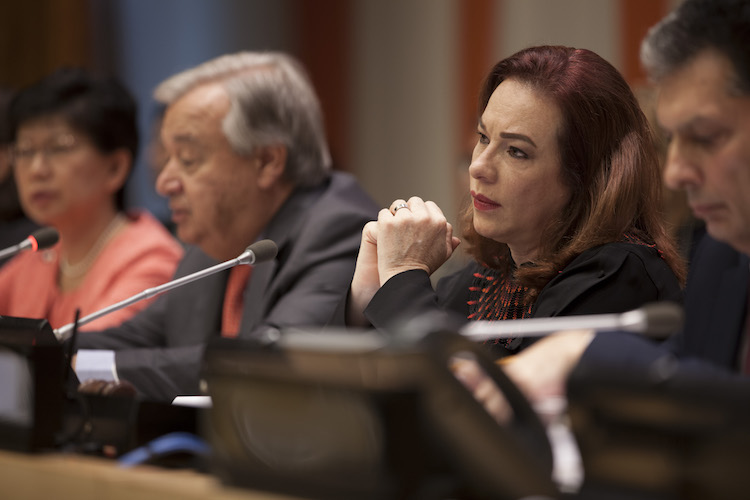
[346,45,684,357]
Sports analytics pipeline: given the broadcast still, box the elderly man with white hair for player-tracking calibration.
[74,52,378,402]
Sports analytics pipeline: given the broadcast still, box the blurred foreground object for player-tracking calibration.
[203,323,557,500]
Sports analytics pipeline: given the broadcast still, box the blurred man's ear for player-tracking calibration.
[256,144,288,190]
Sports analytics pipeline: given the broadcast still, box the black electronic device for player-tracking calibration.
[0,314,200,460]
[0,316,65,452]
[202,325,557,500]
[567,359,750,500]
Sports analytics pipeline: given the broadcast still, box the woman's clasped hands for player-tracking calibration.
[349,196,461,325]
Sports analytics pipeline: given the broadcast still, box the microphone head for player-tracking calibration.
[623,302,684,338]
[29,227,60,251]
[244,239,278,265]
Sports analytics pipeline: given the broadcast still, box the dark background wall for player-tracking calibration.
[0,0,676,236]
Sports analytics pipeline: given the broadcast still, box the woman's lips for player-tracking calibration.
[471,192,500,211]
[28,190,57,206]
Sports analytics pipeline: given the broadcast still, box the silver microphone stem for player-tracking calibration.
[462,313,634,340]
[54,250,254,341]
[460,303,681,341]
[0,240,30,261]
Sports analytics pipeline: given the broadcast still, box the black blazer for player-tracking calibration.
[76,172,379,401]
[363,241,683,351]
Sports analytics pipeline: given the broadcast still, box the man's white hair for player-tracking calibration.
[155,52,331,187]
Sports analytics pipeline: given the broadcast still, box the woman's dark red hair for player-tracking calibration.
[462,45,685,296]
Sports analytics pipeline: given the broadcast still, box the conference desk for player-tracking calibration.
[0,450,304,500]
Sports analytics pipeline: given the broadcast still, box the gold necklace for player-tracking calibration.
[59,214,127,279]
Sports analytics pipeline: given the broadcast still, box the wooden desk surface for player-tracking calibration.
[0,450,302,500]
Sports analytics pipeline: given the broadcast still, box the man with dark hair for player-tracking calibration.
[74,52,378,402]
[579,0,750,375]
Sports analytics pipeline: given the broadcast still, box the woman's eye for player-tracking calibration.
[508,146,528,159]
[477,131,489,145]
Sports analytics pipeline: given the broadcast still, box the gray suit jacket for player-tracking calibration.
[76,172,378,401]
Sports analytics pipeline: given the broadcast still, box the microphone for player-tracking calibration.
[53,239,278,341]
[460,302,683,341]
[0,227,60,261]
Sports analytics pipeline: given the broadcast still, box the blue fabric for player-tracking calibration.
[118,432,210,467]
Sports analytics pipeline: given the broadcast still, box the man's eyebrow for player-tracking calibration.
[172,133,199,144]
[677,115,721,132]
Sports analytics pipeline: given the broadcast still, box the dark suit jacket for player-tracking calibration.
[581,235,750,378]
[362,242,683,354]
[76,172,378,401]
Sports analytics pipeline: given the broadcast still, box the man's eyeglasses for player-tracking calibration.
[12,135,84,167]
